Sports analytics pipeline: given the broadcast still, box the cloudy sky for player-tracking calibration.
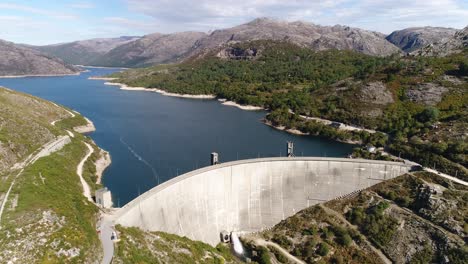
[1,0,467,45]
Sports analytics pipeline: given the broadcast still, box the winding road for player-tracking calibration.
[76,142,94,203]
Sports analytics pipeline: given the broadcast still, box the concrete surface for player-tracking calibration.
[113,157,412,246]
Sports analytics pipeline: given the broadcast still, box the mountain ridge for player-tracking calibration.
[0,39,81,76]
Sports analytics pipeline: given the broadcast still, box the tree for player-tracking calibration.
[418,107,440,123]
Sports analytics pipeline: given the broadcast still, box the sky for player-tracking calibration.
[1,0,467,45]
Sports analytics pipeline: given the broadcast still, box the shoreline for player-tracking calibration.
[218,99,265,111]
[76,65,129,70]
[73,117,96,133]
[89,76,118,81]
[104,81,216,99]
[263,119,361,144]
[0,72,82,79]
[263,119,309,136]
[95,149,112,185]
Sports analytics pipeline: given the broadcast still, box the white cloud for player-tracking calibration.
[124,0,468,33]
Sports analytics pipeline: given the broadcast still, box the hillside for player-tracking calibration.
[0,40,80,77]
[243,171,467,264]
[93,32,207,67]
[35,36,140,66]
[188,18,400,58]
[36,18,403,68]
[386,27,458,53]
[413,26,468,56]
[110,40,467,182]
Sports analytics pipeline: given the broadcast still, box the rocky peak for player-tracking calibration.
[411,26,467,56]
[386,27,458,53]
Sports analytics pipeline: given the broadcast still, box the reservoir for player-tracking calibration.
[0,68,355,205]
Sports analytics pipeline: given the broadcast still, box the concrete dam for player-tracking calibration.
[113,157,413,246]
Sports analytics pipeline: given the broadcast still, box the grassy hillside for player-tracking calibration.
[0,87,103,262]
[245,172,467,264]
[111,41,467,181]
[114,226,241,264]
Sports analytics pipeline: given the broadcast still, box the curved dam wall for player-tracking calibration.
[114,157,412,246]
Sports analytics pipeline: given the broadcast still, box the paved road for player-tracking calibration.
[99,213,115,264]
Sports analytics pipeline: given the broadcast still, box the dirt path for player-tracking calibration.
[319,204,392,264]
[76,142,94,202]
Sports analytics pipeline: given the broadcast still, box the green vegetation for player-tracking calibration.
[112,41,467,180]
[54,115,88,131]
[0,87,104,262]
[258,172,467,264]
[0,137,100,263]
[261,206,381,264]
[346,201,398,248]
[114,226,240,264]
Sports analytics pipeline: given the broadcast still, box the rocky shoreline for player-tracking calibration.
[103,81,216,99]
[73,117,96,134]
[218,99,265,111]
[95,149,112,184]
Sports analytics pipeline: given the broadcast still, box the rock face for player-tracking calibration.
[359,81,394,105]
[0,39,80,76]
[412,26,468,56]
[93,32,207,67]
[35,36,140,65]
[406,83,449,105]
[188,18,401,58]
[386,27,457,53]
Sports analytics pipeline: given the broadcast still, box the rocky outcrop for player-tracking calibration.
[386,27,457,53]
[35,36,140,66]
[188,18,401,58]
[412,26,468,56]
[359,81,394,105]
[0,39,80,76]
[406,83,449,105]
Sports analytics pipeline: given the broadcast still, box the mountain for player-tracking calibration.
[0,39,80,76]
[92,32,207,67]
[186,18,401,58]
[35,36,140,66]
[413,26,468,56]
[35,18,402,68]
[386,27,458,52]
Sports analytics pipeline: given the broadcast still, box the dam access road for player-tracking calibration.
[112,157,414,246]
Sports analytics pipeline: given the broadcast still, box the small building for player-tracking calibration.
[96,187,113,208]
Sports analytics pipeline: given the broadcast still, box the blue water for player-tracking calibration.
[0,68,355,205]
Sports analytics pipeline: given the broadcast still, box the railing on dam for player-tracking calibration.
[113,157,413,246]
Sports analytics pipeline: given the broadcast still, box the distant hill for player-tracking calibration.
[187,18,401,58]
[386,27,458,52]
[92,32,207,67]
[35,36,140,66]
[412,26,468,56]
[0,39,80,76]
